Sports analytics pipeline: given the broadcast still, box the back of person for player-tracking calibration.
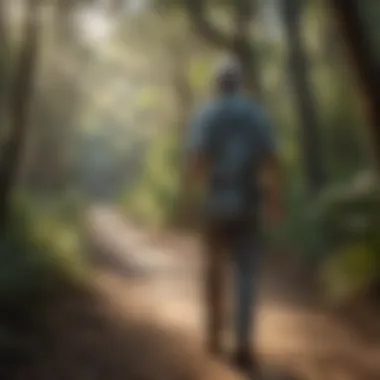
[202,93,269,225]
[185,56,281,375]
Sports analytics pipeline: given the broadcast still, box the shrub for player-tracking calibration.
[317,171,380,302]
[0,192,88,329]
[121,132,181,228]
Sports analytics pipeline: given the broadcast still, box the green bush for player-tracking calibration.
[317,172,380,302]
[0,192,88,322]
[121,132,181,227]
[268,171,327,261]
[319,172,380,247]
[271,170,380,303]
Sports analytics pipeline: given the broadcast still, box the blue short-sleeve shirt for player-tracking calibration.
[186,93,277,220]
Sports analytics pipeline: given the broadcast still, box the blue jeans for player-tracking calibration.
[203,218,260,353]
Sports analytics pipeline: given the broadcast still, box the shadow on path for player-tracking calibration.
[0,281,241,380]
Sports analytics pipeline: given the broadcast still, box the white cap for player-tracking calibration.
[214,55,243,84]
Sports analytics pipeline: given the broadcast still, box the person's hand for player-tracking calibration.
[265,199,283,227]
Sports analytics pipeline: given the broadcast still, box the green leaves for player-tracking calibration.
[316,172,380,303]
[121,132,181,227]
[0,191,88,308]
[188,57,213,92]
[135,86,162,110]
[321,243,377,303]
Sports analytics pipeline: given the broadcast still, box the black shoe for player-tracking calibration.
[232,348,262,377]
[207,341,224,358]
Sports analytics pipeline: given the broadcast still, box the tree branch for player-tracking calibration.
[234,0,254,38]
[183,0,231,49]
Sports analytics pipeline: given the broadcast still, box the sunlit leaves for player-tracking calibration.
[321,243,377,303]
[188,57,213,92]
[122,131,181,227]
[135,86,161,110]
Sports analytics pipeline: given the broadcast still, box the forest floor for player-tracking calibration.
[2,205,380,380]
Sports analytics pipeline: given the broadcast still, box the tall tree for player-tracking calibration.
[0,0,9,131]
[0,0,41,226]
[331,0,380,173]
[281,0,326,192]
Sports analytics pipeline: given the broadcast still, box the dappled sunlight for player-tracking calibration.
[0,0,379,379]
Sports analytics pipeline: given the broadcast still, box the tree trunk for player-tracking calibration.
[281,0,326,193]
[0,0,40,227]
[331,0,380,174]
[0,0,9,131]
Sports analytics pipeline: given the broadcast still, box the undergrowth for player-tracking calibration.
[0,190,89,352]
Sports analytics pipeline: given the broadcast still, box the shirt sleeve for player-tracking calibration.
[185,105,212,157]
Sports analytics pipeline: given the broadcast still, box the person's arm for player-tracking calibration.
[256,109,284,224]
[178,106,211,223]
[261,152,283,224]
[183,106,211,190]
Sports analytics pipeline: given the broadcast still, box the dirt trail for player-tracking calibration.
[3,211,379,380]
[85,205,380,380]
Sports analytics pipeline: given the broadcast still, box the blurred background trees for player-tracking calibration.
[0,0,379,309]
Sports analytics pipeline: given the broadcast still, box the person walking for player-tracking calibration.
[183,56,283,376]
